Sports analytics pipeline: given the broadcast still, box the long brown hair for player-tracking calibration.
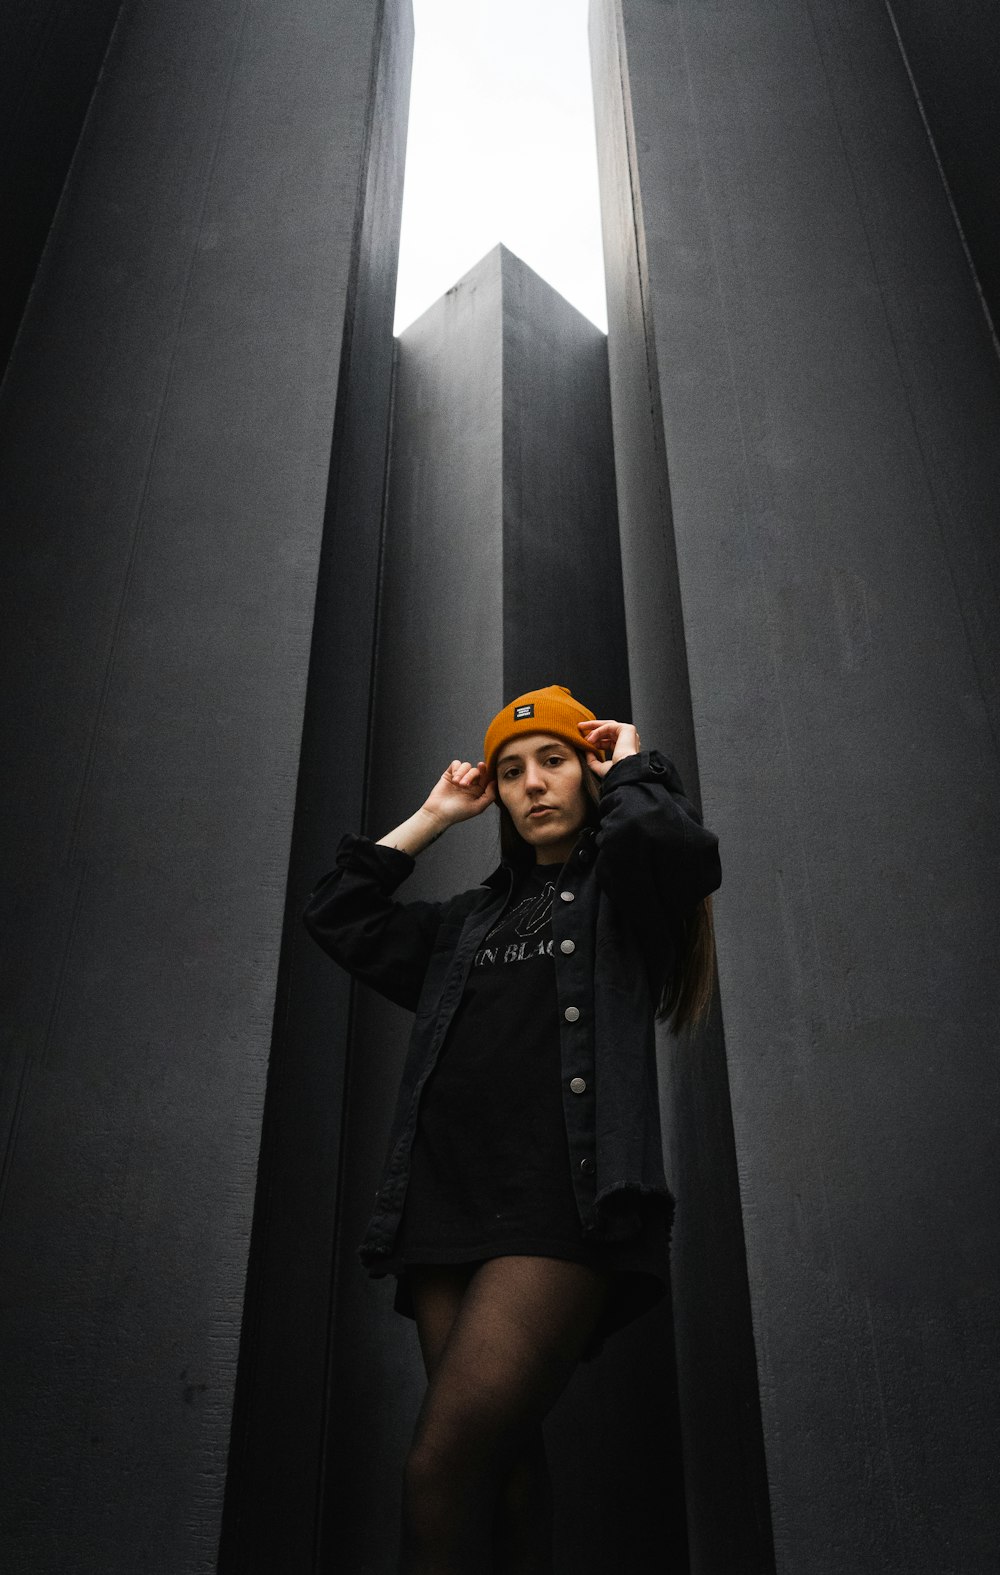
[496,747,716,1034]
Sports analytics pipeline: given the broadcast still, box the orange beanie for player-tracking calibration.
[482,684,605,782]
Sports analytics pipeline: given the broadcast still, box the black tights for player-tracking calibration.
[400,1255,612,1574]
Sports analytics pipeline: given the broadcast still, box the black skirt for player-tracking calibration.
[373,862,673,1359]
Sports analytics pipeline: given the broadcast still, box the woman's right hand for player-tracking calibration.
[422,760,497,827]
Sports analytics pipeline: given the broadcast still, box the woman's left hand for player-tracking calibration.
[577,718,642,777]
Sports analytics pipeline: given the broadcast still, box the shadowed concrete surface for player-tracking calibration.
[0,0,125,372]
[886,1,1000,336]
[590,5,775,1570]
[591,1,1000,1572]
[0,1,410,1569]
[218,1,413,1568]
[318,246,686,1572]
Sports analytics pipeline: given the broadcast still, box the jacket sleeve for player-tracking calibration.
[595,749,721,932]
[302,832,450,1012]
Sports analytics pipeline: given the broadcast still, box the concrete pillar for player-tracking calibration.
[590,8,775,1570]
[0,1,125,370]
[219,1,413,1565]
[591,2,1000,1572]
[0,1,411,1569]
[885,2,1000,333]
[322,246,685,1571]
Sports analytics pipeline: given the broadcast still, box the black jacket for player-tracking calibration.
[302,749,722,1274]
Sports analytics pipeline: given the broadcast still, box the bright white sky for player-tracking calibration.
[393,0,608,335]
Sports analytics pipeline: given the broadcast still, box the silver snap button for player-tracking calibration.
[564,1006,580,1022]
[560,890,574,902]
[560,939,575,954]
[580,1157,595,1174]
[570,1077,587,1094]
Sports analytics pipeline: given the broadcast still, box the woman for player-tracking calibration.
[303,683,721,1574]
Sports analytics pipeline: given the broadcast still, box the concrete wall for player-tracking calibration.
[590,2,1000,1572]
[218,2,413,1567]
[0,0,125,371]
[317,246,685,1572]
[887,1,1000,335]
[0,1,411,1569]
[589,4,775,1568]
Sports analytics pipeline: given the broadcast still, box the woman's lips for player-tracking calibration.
[528,807,553,817]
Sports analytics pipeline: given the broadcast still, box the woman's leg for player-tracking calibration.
[408,1264,554,1572]
[409,1263,477,1378]
[488,1424,553,1575]
[400,1255,611,1575]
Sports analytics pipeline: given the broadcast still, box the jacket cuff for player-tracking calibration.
[330,832,416,891]
[598,748,683,794]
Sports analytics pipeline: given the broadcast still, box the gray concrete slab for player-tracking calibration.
[592,1,1000,1571]
[590,8,775,1570]
[499,246,630,713]
[887,1,1000,336]
[0,0,125,370]
[0,1,410,1569]
[218,2,413,1567]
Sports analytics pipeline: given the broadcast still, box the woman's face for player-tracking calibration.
[495,732,590,858]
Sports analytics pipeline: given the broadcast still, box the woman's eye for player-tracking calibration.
[547,756,563,766]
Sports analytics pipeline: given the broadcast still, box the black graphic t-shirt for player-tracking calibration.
[397,860,587,1259]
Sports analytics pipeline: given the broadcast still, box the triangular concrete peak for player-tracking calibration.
[397,242,606,343]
